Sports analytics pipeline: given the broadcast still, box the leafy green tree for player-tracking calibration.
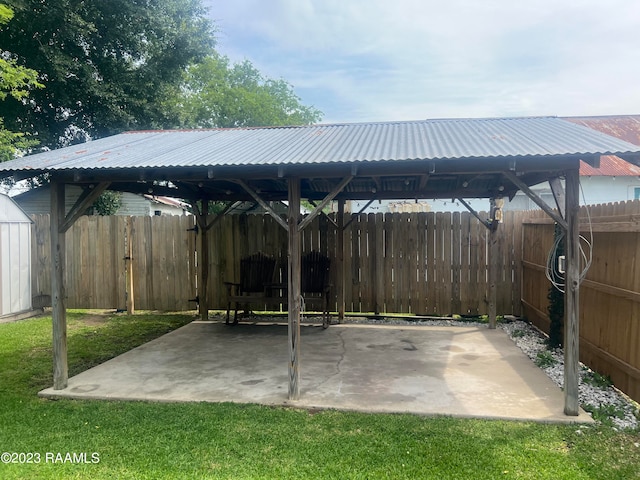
[0,3,43,161]
[92,191,122,215]
[0,0,214,148]
[177,54,322,128]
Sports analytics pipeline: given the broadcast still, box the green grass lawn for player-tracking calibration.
[0,310,638,479]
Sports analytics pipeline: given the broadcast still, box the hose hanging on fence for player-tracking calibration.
[545,181,593,293]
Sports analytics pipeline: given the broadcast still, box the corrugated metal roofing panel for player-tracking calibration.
[562,116,640,176]
[564,115,640,146]
[580,155,640,176]
[2,116,640,174]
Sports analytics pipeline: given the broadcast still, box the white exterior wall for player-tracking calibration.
[579,176,640,204]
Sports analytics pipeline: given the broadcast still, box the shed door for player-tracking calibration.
[1,223,31,315]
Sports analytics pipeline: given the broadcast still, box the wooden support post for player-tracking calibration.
[374,214,384,316]
[199,201,209,321]
[564,167,581,415]
[126,217,135,314]
[549,177,566,219]
[288,178,301,400]
[50,181,68,390]
[488,198,499,329]
[337,199,345,320]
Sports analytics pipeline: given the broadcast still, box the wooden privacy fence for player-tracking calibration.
[206,211,525,316]
[31,214,197,311]
[30,211,526,316]
[521,200,640,403]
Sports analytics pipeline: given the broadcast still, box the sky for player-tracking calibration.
[204,0,640,124]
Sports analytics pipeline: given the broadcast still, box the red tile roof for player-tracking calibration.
[563,116,640,176]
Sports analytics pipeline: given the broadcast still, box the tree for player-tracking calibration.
[0,0,215,148]
[0,3,43,161]
[93,191,122,215]
[176,54,322,128]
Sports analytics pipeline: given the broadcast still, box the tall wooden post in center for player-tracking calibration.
[488,198,499,329]
[50,181,68,390]
[287,178,301,400]
[336,199,345,320]
[199,201,209,321]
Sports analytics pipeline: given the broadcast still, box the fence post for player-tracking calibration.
[564,167,581,415]
[488,199,499,328]
[337,200,345,320]
[125,217,135,314]
[199,201,209,321]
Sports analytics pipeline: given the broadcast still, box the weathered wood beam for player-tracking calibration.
[418,174,429,190]
[204,201,234,232]
[125,217,135,315]
[50,181,67,390]
[374,212,384,316]
[197,201,210,321]
[564,167,581,416]
[549,177,566,219]
[307,200,339,228]
[488,198,499,329]
[60,182,110,233]
[457,198,492,230]
[287,178,301,400]
[298,175,353,232]
[343,199,376,230]
[337,200,345,320]
[236,179,288,231]
[503,171,568,229]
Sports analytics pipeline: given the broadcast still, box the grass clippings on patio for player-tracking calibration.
[0,310,639,479]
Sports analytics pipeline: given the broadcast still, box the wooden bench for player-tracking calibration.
[225,251,332,328]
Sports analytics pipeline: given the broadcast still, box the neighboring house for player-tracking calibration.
[13,185,191,216]
[507,115,640,210]
[351,115,640,213]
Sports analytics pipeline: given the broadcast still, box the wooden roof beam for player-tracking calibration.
[299,175,353,232]
[236,179,288,231]
[503,171,567,229]
[59,182,110,233]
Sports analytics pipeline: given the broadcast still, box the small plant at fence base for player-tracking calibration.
[583,403,627,426]
[547,223,564,349]
[535,350,557,369]
[511,329,526,338]
[582,369,613,389]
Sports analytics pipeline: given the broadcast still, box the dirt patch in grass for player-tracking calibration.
[80,313,112,326]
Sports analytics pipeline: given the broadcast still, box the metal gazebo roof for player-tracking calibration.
[2,116,640,202]
[11,114,640,414]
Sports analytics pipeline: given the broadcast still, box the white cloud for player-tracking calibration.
[205,0,640,122]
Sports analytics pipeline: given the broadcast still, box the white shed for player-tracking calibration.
[0,194,32,317]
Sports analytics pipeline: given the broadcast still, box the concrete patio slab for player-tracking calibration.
[40,321,592,423]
